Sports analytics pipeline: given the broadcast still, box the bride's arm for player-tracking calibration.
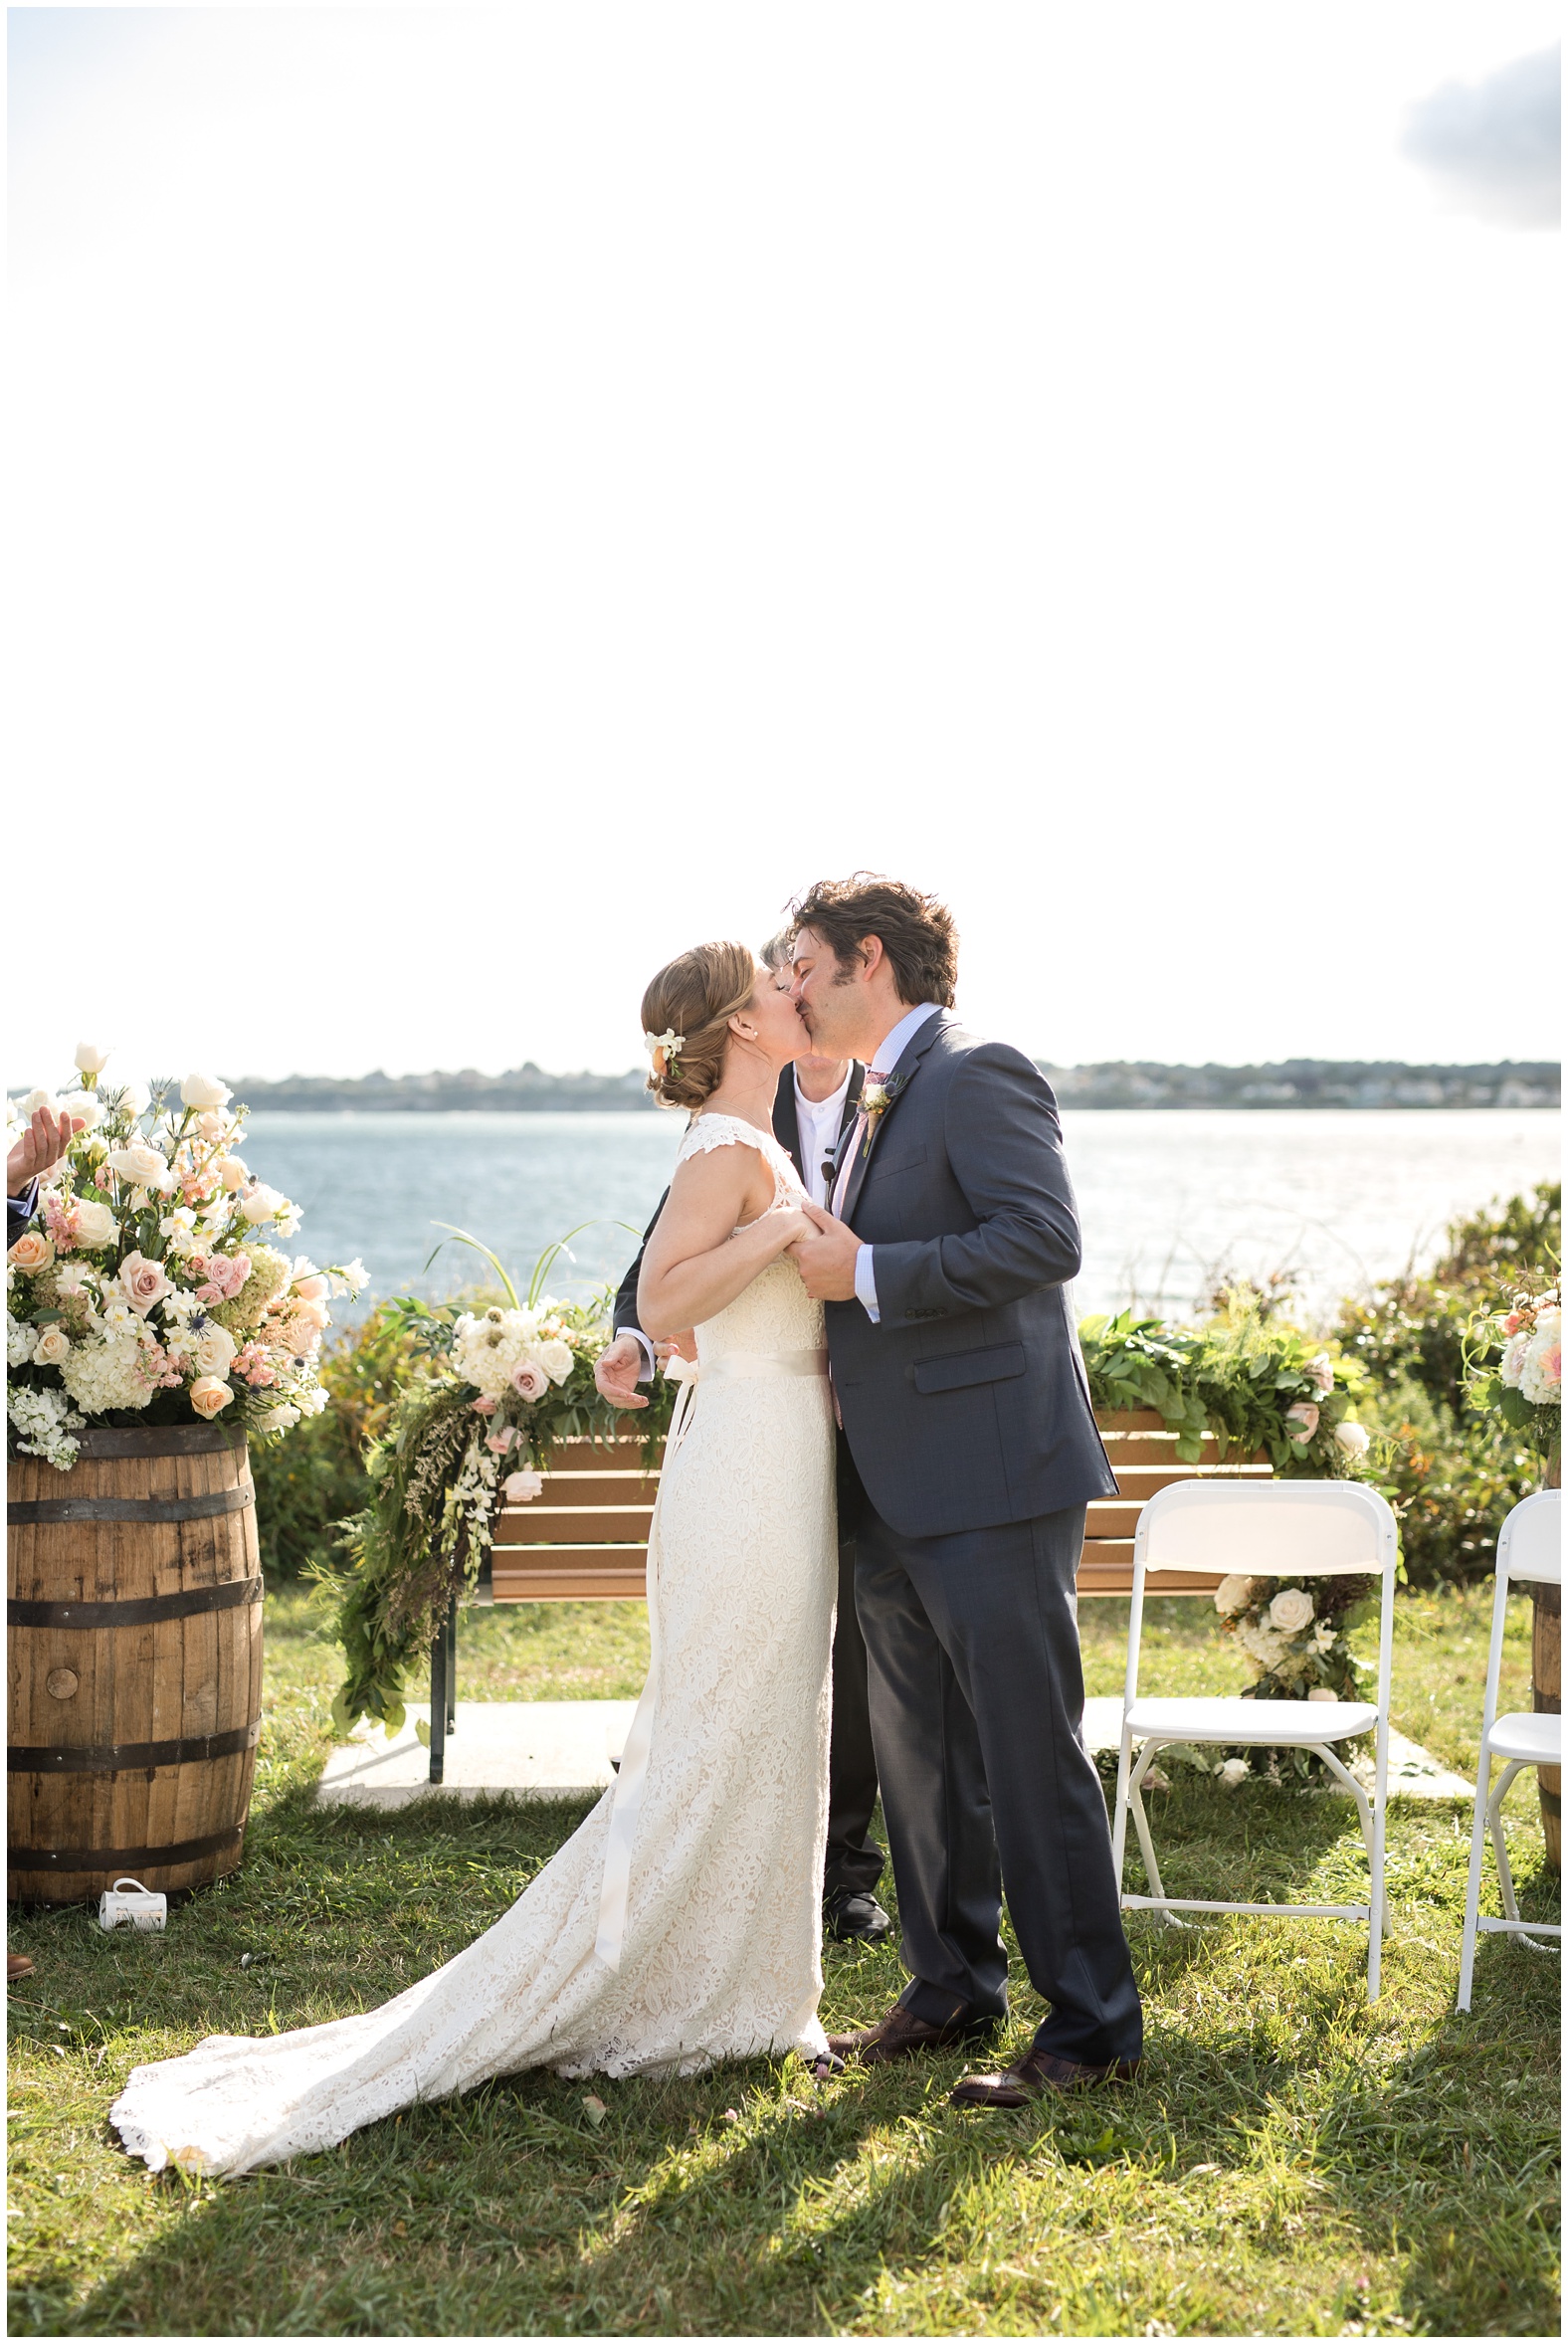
[638,1147,809,1338]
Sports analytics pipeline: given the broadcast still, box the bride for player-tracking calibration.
[110,942,839,2177]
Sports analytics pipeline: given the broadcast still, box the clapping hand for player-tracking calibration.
[7,1107,86,1202]
[786,1199,864,1301]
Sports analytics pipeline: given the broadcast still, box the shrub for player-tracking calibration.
[1334,1183,1560,1585]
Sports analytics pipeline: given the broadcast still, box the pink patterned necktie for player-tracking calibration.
[833,1069,887,1220]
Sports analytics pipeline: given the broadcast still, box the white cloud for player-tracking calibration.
[1402,47,1561,227]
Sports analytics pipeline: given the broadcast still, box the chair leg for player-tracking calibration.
[429,1621,447,1787]
[1458,1736,1492,2013]
[1127,1741,1177,1922]
[1111,1728,1134,1889]
[1487,1760,1527,1923]
[1309,1740,1387,1997]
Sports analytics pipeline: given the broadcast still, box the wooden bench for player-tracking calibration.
[427,1410,1273,1778]
[481,1410,1271,1602]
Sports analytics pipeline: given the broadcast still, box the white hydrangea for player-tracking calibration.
[450,1306,573,1399]
[8,1384,86,1470]
[8,1310,38,1367]
[60,1330,155,1413]
[1520,1308,1561,1407]
[1235,1619,1291,1674]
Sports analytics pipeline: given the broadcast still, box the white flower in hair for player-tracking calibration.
[644,1029,685,1078]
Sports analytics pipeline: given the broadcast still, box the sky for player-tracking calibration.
[6,3,1562,1084]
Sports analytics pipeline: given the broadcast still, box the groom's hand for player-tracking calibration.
[594,1333,652,1410]
[788,1201,863,1302]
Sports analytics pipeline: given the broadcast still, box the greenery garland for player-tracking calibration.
[1078,1288,1374,1473]
[314,1230,675,1736]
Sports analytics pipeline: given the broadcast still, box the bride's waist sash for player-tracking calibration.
[690,1346,829,1384]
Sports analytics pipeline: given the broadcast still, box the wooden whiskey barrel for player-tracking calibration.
[1531,1580,1560,1870]
[7,1424,263,1904]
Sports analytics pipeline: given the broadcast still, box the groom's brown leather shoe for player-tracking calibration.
[949,2047,1140,2107]
[827,1999,998,2067]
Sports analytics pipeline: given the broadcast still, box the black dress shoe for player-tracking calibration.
[824,1892,892,1944]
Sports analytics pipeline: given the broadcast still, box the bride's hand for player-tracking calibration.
[761,1201,813,1254]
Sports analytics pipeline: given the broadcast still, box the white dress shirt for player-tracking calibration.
[842,999,942,1323]
[794,1064,853,1209]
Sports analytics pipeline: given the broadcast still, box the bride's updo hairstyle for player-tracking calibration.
[640,941,760,1109]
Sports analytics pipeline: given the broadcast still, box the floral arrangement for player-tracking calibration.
[6,1049,365,1471]
[1211,1571,1372,1702]
[319,1228,676,1738]
[1465,1280,1561,1471]
[1078,1291,1373,1474]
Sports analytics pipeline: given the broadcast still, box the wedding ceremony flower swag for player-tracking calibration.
[319,1228,677,1739]
[6,1053,366,1470]
[1464,1279,1561,1479]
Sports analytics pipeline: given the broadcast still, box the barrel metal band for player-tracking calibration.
[8,1575,263,1630]
[8,1719,261,1773]
[8,1483,255,1525]
[7,1825,243,1872]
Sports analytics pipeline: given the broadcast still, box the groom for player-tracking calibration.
[785,875,1143,2102]
[594,932,890,1946]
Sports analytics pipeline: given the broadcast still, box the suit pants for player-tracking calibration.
[854,1494,1143,2066]
[824,1434,884,1905]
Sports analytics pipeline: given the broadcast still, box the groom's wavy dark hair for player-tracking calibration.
[787,875,958,1009]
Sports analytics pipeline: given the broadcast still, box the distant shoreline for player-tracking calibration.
[231,1058,1557,1112]
[11,1060,1558,1113]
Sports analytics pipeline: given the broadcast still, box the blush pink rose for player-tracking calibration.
[188,1375,234,1419]
[118,1252,173,1316]
[8,1231,55,1273]
[471,1395,497,1415]
[292,1274,329,1301]
[510,1360,549,1402]
[503,1469,545,1504]
[1284,1401,1320,1442]
[486,1429,516,1456]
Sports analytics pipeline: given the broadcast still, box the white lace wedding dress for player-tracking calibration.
[110,1116,837,2177]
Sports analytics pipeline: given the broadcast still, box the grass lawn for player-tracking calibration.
[8,1584,1559,2338]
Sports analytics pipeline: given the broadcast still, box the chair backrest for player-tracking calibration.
[1123,1478,1399,1723]
[1135,1478,1399,1576]
[1496,1487,1561,1589]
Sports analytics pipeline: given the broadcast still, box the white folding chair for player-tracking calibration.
[1457,1487,1562,2011]
[1112,1479,1399,1998]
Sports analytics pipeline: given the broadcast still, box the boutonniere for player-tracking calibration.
[860,1071,910,1158]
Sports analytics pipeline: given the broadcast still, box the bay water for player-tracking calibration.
[241,1108,1559,1328]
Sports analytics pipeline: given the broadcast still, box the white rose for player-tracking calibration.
[72,1199,118,1250]
[33,1325,73,1366]
[219,1156,250,1193]
[1216,1757,1250,1788]
[117,1079,151,1118]
[22,1088,60,1116]
[1213,1574,1257,1618]
[107,1142,170,1188]
[240,1184,286,1226]
[192,1323,238,1378]
[181,1073,233,1109]
[537,1338,575,1386]
[503,1468,545,1503]
[1333,1421,1370,1458]
[1306,1686,1338,1703]
[1304,1352,1335,1394]
[1269,1587,1315,1636]
[74,1043,111,1074]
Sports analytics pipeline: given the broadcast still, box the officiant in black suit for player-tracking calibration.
[594,933,888,1945]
